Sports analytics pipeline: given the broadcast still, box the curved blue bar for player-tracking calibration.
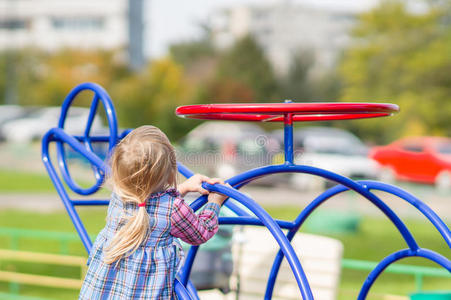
[359,180,451,248]
[58,82,118,151]
[72,129,131,143]
[221,201,251,217]
[358,248,451,300]
[266,179,451,299]
[45,128,107,172]
[179,246,199,285]
[56,82,118,196]
[290,180,451,248]
[265,185,346,298]
[177,162,195,179]
[42,128,107,251]
[226,164,418,250]
[219,216,294,229]
[57,140,104,195]
[183,164,424,299]
[177,161,250,215]
[203,183,314,299]
[205,164,420,299]
[71,200,110,206]
[82,95,103,186]
[174,278,192,300]
[176,161,250,217]
[84,93,100,138]
[73,135,112,142]
[185,281,200,300]
[189,193,250,217]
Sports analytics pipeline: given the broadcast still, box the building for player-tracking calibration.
[0,0,144,69]
[209,2,361,75]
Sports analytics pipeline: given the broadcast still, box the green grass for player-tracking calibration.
[0,208,107,300]
[267,205,451,299]
[0,169,56,193]
[266,205,451,264]
[0,168,110,196]
[0,207,450,299]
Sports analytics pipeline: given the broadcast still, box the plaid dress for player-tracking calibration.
[79,188,220,300]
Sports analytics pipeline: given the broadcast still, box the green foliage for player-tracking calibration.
[0,49,130,107]
[339,1,451,143]
[278,51,342,102]
[214,35,279,102]
[169,27,215,68]
[0,207,450,299]
[279,51,315,101]
[0,48,199,140]
[111,58,195,140]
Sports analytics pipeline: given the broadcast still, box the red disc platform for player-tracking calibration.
[175,102,399,122]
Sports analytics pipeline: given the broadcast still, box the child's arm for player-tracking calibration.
[177,174,222,197]
[170,192,228,246]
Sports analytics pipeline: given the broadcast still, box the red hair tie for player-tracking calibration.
[138,202,146,207]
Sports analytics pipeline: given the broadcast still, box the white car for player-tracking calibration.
[273,127,381,190]
[1,106,103,143]
[178,121,277,180]
[0,105,38,136]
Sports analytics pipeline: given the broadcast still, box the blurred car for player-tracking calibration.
[273,127,381,190]
[1,106,103,143]
[177,121,278,180]
[0,105,37,141]
[370,136,451,190]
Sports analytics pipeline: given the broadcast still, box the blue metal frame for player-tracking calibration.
[41,83,451,299]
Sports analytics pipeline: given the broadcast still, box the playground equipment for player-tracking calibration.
[42,82,451,299]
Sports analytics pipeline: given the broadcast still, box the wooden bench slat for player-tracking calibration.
[0,249,86,266]
[0,270,82,289]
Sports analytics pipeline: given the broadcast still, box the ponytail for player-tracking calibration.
[103,125,177,265]
[103,203,149,265]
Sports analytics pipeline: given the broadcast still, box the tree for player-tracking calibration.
[339,0,451,143]
[0,48,130,106]
[112,58,195,140]
[169,24,216,68]
[279,51,315,101]
[215,35,279,102]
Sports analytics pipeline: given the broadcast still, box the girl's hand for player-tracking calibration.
[208,184,231,207]
[178,174,224,197]
[208,183,232,206]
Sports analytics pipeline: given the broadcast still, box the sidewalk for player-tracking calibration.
[0,184,450,222]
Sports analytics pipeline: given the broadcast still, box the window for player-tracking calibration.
[401,143,424,153]
[437,143,451,154]
[330,13,354,23]
[51,17,104,30]
[0,19,28,30]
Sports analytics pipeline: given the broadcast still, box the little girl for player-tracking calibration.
[79,125,228,299]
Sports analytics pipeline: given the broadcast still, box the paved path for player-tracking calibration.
[0,142,449,221]
[1,184,449,223]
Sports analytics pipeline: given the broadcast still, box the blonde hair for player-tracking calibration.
[103,125,177,264]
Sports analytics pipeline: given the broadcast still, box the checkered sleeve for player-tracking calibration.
[170,197,220,246]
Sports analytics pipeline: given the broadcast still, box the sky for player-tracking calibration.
[145,0,380,58]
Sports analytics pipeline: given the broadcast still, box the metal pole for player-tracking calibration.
[128,0,145,71]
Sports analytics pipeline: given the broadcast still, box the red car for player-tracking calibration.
[370,137,451,189]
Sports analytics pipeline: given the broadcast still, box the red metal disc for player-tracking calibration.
[175,102,399,122]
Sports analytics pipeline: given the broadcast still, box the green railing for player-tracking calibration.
[0,227,91,299]
[0,227,450,298]
[0,292,56,300]
[342,258,451,292]
[0,227,95,255]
